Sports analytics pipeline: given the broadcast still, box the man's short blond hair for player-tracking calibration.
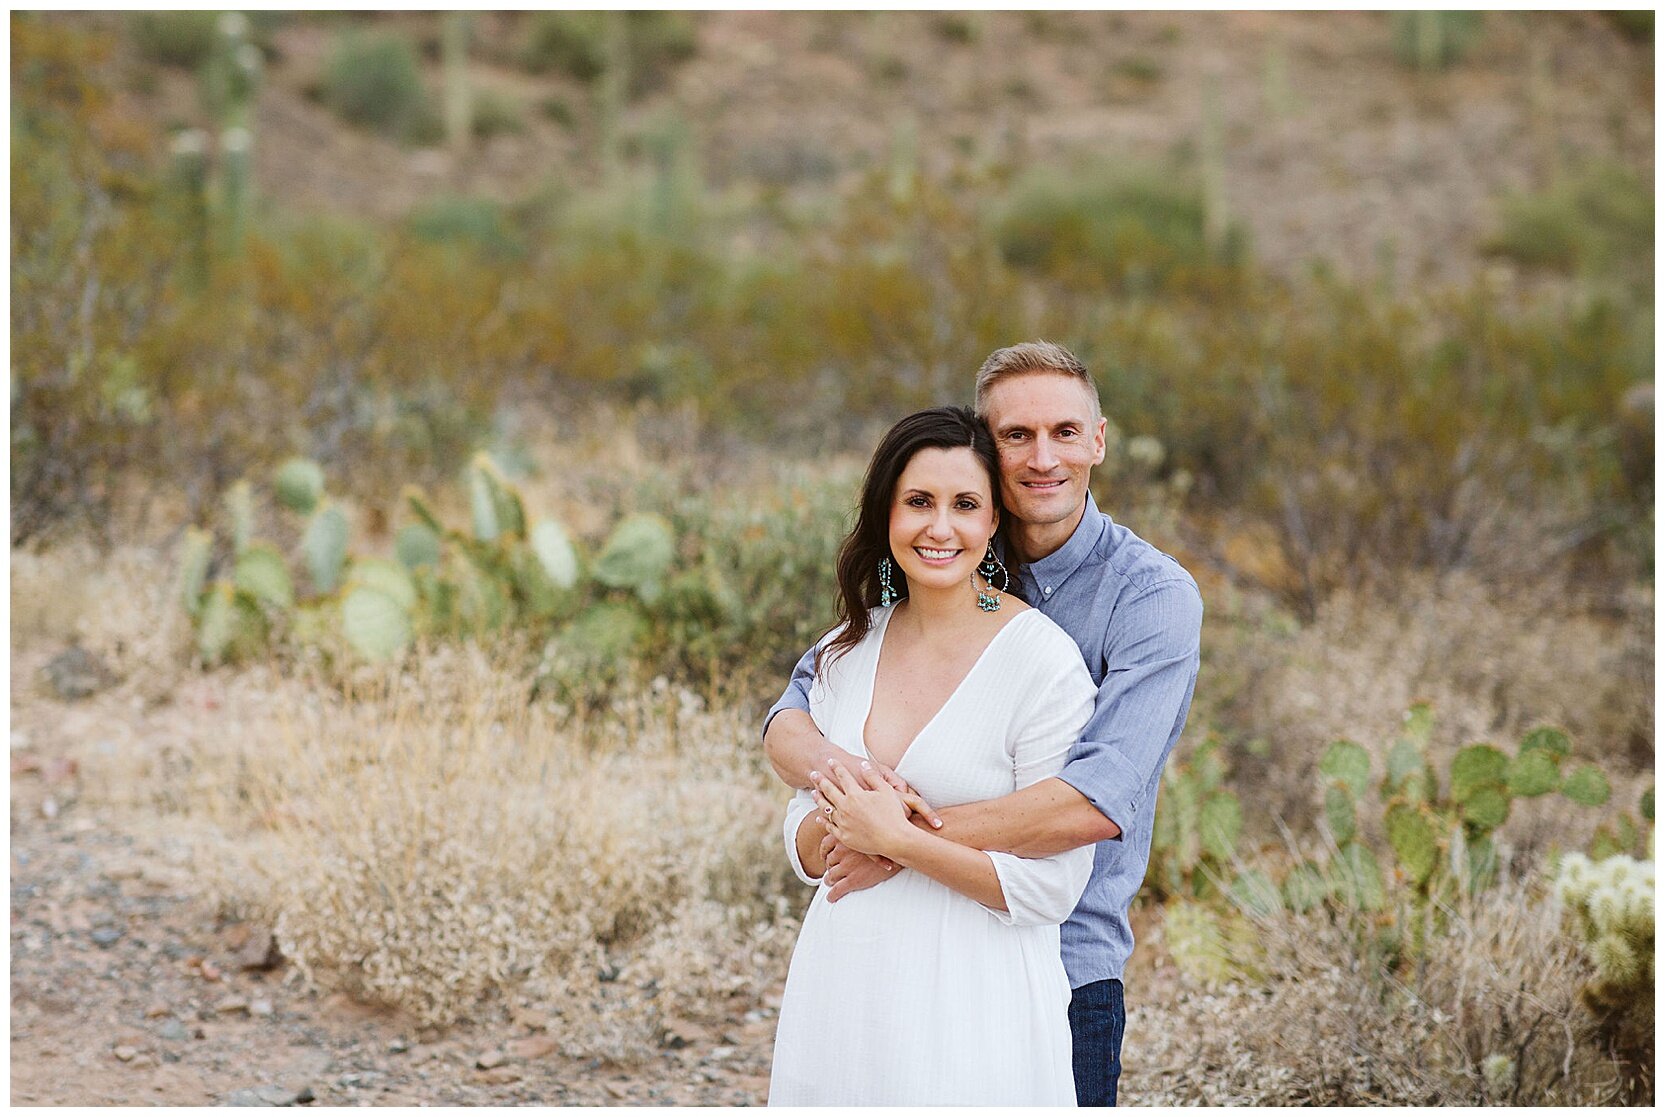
[973,340,1101,420]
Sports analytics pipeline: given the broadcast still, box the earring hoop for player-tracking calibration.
[973,544,1009,612]
[879,556,899,607]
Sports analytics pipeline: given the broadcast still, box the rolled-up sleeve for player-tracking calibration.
[1055,578,1203,843]
[762,643,817,739]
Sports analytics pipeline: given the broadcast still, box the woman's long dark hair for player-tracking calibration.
[816,406,1023,676]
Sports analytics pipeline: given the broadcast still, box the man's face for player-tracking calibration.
[983,371,1107,530]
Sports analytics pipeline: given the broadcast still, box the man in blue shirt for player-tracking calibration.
[763,340,1203,1106]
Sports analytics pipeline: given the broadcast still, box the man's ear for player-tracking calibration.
[1092,417,1108,466]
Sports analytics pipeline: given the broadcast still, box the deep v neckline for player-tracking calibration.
[859,605,1034,775]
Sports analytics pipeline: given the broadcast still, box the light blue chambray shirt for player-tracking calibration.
[764,493,1203,988]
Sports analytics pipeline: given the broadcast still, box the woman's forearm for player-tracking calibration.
[795,812,830,879]
[887,827,1007,912]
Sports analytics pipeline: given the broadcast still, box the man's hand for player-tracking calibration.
[819,832,897,902]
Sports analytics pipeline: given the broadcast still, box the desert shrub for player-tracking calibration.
[130,11,221,68]
[192,651,800,1051]
[1604,10,1654,42]
[319,31,436,142]
[1484,161,1654,286]
[521,10,695,96]
[1390,11,1484,71]
[470,87,525,139]
[406,195,520,258]
[1133,874,1638,1104]
[994,161,1246,293]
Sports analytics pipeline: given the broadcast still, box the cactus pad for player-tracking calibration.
[557,602,650,668]
[1562,764,1611,807]
[1384,739,1428,801]
[178,526,213,617]
[530,520,580,589]
[1282,860,1328,913]
[1461,784,1511,831]
[467,454,526,542]
[302,502,349,595]
[348,558,417,611]
[593,514,676,602]
[197,581,265,665]
[273,457,325,514]
[1324,783,1357,845]
[1199,791,1242,863]
[1519,725,1572,759]
[403,486,444,535]
[1330,841,1385,911]
[224,479,255,554]
[1450,743,1508,803]
[1506,748,1561,797]
[1385,802,1439,885]
[341,586,411,661]
[1229,869,1281,917]
[234,543,293,610]
[1319,739,1371,798]
[395,522,442,569]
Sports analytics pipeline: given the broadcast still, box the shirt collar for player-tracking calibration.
[1022,491,1105,591]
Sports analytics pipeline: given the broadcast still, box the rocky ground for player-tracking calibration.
[9,648,779,1107]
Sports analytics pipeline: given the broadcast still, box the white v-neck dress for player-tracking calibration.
[768,604,1097,1106]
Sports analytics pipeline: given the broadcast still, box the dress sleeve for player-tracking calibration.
[981,650,1098,927]
[782,791,824,887]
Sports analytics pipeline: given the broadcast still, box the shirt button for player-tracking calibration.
[1044,586,1053,596]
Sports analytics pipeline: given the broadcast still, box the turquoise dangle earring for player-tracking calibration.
[973,544,1009,612]
[879,556,898,607]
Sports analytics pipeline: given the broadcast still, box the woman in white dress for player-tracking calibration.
[768,406,1096,1106]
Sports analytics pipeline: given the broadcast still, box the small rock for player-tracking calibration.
[40,797,58,819]
[216,997,249,1015]
[236,928,283,972]
[12,730,31,750]
[43,756,79,784]
[156,1019,190,1042]
[476,1049,506,1070]
[294,1086,315,1104]
[249,999,274,1017]
[711,1045,736,1060]
[145,1003,172,1019]
[386,1037,410,1054]
[605,1082,630,1099]
[481,1067,522,1086]
[113,1045,139,1062]
[226,1084,301,1106]
[200,960,223,982]
[43,645,117,701]
[91,926,124,948]
[506,1035,558,1061]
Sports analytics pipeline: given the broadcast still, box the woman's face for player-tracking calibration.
[887,446,998,597]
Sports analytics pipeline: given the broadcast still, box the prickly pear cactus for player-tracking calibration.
[234,542,294,610]
[529,520,579,589]
[341,585,412,662]
[224,479,255,555]
[592,514,676,604]
[178,526,213,617]
[302,501,349,595]
[467,453,526,543]
[395,522,442,570]
[274,457,325,514]
[196,580,266,665]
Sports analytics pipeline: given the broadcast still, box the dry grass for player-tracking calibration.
[178,650,801,1057]
[1127,873,1639,1105]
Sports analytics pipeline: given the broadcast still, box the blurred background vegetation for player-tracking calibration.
[10,10,1655,1102]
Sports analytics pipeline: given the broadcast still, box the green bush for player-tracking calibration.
[131,11,221,68]
[407,196,521,258]
[1390,11,1484,71]
[471,88,525,139]
[1484,162,1654,285]
[521,11,696,96]
[994,161,1245,292]
[319,31,436,142]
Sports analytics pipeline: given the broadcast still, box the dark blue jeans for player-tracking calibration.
[1068,978,1125,1106]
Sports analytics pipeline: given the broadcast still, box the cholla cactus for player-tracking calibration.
[1554,851,1655,1015]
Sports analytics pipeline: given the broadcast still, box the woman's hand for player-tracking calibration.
[812,759,919,860]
